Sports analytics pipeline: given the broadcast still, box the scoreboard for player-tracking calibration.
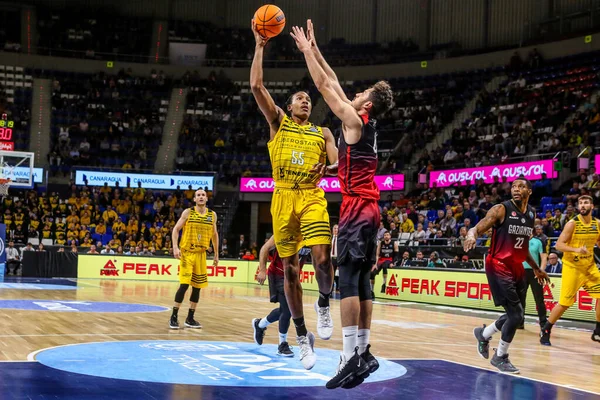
[0,119,14,141]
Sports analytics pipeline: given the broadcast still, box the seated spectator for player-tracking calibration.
[100,245,115,255]
[21,242,35,257]
[6,241,20,275]
[546,253,563,274]
[398,251,411,267]
[220,238,230,258]
[440,210,457,237]
[242,250,255,261]
[427,251,446,268]
[37,243,46,252]
[400,214,414,233]
[412,223,427,244]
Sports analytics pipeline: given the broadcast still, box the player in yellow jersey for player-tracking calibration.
[170,189,219,330]
[540,195,600,345]
[251,19,338,370]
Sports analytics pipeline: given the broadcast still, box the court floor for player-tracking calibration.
[0,277,599,399]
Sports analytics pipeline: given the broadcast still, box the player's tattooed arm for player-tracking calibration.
[464,204,504,252]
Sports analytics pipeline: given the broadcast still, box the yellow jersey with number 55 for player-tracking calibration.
[268,115,326,189]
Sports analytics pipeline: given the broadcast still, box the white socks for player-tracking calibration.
[357,329,370,354]
[279,333,287,344]
[258,317,270,329]
[342,325,358,360]
[483,323,500,340]
[497,339,510,357]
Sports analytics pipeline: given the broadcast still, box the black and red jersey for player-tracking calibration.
[337,114,379,200]
[268,248,309,277]
[489,200,535,264]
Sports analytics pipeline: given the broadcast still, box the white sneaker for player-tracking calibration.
[297,331,317,370]
[314,301,333,340]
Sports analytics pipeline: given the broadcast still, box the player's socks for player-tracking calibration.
[497,339,510,357]
[172,307,179,318]
[596,321,600,333]
[540,321,552,346]
[342,325,358,360]
[293,316,308,337]
[482,322,499,340]
[357,329,370,354]
[187,309,195,321]
[258,317,270,329]
[318,291,330,308]
[279,332,287,344]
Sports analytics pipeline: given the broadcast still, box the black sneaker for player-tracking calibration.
[326,347,371,390]
[490,353,520,374]
[184,318,202,329]
[380,283,386,294]
[540,329,551,346]
[277,341,294,357]
[169,316,179,330]
[252,318,266,345]
[591,331,600,343]
[360,344,379,373]
[473,324,490,359]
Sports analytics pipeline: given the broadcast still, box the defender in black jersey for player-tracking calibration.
[464,178,549,374]
[371,231,398,295]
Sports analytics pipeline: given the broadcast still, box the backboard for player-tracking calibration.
[0,150,35,188]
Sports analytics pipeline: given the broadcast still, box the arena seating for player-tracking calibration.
[48,70,171,175]
[429,51,600,171]
[0,184,219,256]
[36,11,153,61]
[322,68,502,172]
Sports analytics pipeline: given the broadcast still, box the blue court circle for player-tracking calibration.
[0,300,168,312]
[34,340,407,387]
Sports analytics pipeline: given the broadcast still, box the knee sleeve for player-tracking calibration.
[339,262,360,300]
[190,287,200,303]
[278,292,291,334]
[358,266,372,301]
[175,284,189,303]
[501,302,524,343]
[340,261,372,300]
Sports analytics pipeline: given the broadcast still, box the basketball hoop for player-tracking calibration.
[0,178,10,198]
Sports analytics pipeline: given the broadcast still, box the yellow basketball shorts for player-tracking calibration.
[559,262,600,307]
[271,187,331,258]
[179,251,208,289]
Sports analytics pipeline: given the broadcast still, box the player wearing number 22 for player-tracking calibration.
[250,19,337,370]
[466,178,550,374]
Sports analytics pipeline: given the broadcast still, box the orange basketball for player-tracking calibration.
[254,4,286,38]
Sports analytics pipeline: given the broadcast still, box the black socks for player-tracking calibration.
[318,291,331,308]
[293,316,308,337]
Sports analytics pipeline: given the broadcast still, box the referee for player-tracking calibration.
[520,235,548,329]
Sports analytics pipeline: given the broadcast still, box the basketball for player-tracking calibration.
[254,4,286,38]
